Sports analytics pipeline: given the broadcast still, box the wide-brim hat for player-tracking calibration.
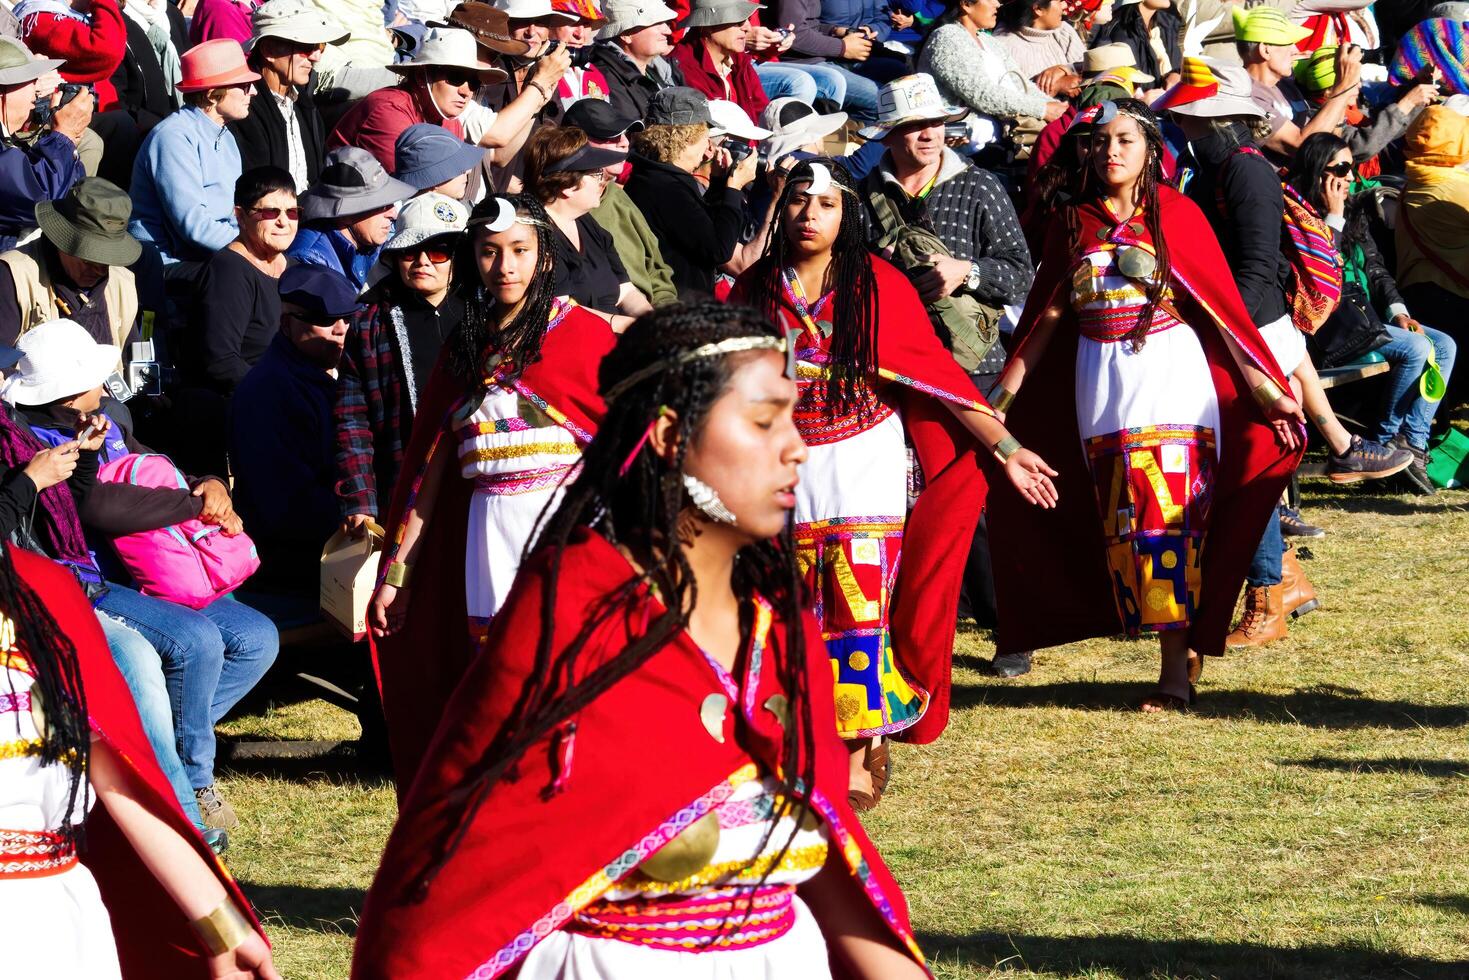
[1082,42,1152,82]
[1,319,120,406]
[178,38,262,92]
[550,0,608,26]
[302,147,418,220]
[858,72,966,140]
[447,2,536,56]
[0,37,64,87]
[387,27,509,80]
[394,123,489,189]
[1156,58,1264,119]
[598,0,679,38]
[382,193,470,252]
[760,97,847,160]
[1231,5,1313,46]
[34,177,141,267]
[683,0,761,29]
[247,0,350,52]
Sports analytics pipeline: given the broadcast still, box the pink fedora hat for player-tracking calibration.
[177,38,261,92]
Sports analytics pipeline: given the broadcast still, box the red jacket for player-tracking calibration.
[17,0,126,110]
[328,85,465,174]
[671,37,769,123]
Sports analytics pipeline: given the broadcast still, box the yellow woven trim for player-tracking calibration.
[458,442,581,464]
[0,739,75,762]
[629,844,829,894]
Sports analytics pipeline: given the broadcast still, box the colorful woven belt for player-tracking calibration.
[472,463,577,496]
[566,884,799,952]
[1078,305,1182,343]
[0,828,77,879]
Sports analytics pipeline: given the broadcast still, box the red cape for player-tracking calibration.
[370,301,615,793]
[989,187,1304,657]
[731,257,994,744]
[352,530,926,979]
[10,545,266,978]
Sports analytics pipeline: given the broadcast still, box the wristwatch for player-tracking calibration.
[964,261,982,293]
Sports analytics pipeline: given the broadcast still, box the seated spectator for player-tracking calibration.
[886,0,945,48]
[195,166,298,393]
[231,263,358,593]
[1291,44,1437,169]
[917,0,1067,147]
[744,17,847,111]
[1088,0,1181,89]
[111,0,183,137]
[673,0,771,122]
[624,86,756,295]
[129,39,259,272]
[393,122,487,200]
[523,125,653,322]
[995,0,1084,97]
[290,147,415,290]
[307,0,401,103]
[1391,10,1469,96]
[1286,132,1457,495]
[190,0,261,47]
[0,39,90,252]
[548,0,613,106]
[858,73,1032,377]
[337,194,468,535]
[0,177,140,356]
[1395,104,1469,409]
[2,317,278,834]
[562,97,679,304]
[1235,5,1361,159]
[589,0,685,121]
[231,0,348,193]
[328,27,508,173]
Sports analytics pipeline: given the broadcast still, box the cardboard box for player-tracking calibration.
[320,523,384,641]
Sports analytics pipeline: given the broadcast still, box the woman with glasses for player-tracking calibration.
[194,166,299,395]
[523,126,654,328]
[336,193,471,539]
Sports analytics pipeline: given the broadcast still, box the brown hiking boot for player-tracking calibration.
[1226,584,1288,648]
[1281,547,1320,619]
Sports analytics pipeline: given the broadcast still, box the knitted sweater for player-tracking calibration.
[917,25,1050,121]
[993,23,1084,81]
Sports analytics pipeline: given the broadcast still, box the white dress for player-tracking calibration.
[455,385,581,638]
[0,659,121,979]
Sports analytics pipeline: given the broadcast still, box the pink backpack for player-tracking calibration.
[97,453,261,609]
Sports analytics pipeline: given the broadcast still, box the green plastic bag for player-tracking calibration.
[1426,427,1469,490]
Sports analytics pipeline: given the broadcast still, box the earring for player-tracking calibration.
[682,474,737,525]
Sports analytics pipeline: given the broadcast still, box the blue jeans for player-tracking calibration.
[815,62,881,121]
[1373,324,1457,449]
[95,611,205,829]
[93,586,279,790]
[756,62,848,106]
[1246,512,1285,588]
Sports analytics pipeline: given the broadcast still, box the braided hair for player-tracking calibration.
[1070,99,1174,352]
[743,158,878,417]
[416,303,816,915]
[0,546,90,841]
[445,194,559,395]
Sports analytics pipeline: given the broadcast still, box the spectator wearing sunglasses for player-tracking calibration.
[193,167,300,394]
[336,194,469,539]
[231,0,351,194]
[327,27,508,174]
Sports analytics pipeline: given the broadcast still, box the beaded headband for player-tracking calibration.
[603,331,798,403]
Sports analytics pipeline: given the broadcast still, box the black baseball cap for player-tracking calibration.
[562,98,644,141]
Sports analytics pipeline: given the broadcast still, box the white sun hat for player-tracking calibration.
[1,319,121,406]
[707,99,773,141]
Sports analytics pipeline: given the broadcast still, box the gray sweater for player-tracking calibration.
[917,24,1051,121]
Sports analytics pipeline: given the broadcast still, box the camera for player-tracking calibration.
[725,139,753,163]
[30,82,90,130]
[943,121,970,142]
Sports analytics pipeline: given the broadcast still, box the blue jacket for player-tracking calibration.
[817,0,891,43]
[287,226,381,292]
[0,133,85,251]
[128,106,241,264]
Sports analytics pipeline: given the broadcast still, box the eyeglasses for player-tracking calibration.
[288,310,346,328]
[249,206,300,220]
[288,41,326,56]
[586,170,611,184]
[398,244,454,263]
[431,69,480,89]
[1323,162,1354,177]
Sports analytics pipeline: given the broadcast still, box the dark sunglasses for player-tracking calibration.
[399,244,454,264]
[431,69,480,88]
[249,206,301,220]
[289,310,346,327]
[1323,162,1354,178]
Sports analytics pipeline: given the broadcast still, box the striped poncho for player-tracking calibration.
[1391,17,1469,96]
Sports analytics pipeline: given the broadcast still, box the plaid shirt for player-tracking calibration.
[335,300,414,521]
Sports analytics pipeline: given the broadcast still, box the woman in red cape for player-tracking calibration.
[369,195,615,791]
[353,302,930,980]
[988,100,1306,710]
[732,158,1058,810]
[0,544,275,978]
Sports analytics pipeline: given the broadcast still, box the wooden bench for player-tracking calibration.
[1318,350,1390,389]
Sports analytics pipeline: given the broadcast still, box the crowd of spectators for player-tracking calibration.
[0,0,1464,851]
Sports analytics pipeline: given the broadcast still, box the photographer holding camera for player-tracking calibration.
[0,37,92,251]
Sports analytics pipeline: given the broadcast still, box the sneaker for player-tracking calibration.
[202,827,229,856]
[1278,505,1325,538]
[194,784,239,831]
[986,650,1032,678]
[1390,435,1436,495]
[1326,435,1413,484]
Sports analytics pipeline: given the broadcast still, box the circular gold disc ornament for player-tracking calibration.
[637,811,721,882]
[1117,246,1158,281]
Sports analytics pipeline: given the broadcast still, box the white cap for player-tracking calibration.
[382,193,470,253]
[1,319,120,406]
[707,99,772,141]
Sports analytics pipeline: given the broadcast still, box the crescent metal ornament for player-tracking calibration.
[700,692,729,743]
[484,197,516,233]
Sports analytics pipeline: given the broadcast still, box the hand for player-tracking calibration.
[915,254,971,303]
[1331,43,1363,95]
[890,9,913,29]
[34,69,60,101]
[776,24,796,51]
[24,442,80,491]
[1033,65,1071,97]
[341,513,377,537]
[1322,172,1350,216]
[727,148,759,190]
[530,45,573,88]
[52,86,94,142]
[75,412,110,452]
[1265,393,1306,451]
[840,32,873,60]
[192,478,235,525]
[1393,313,1423,333]
[749,25,789,52]
[218,513,244,536]
[1042,101,1068,123]
[369,583,409,638]
[206,931,280,979]
[1003,448,1059,509]
[1397,82,1439,112]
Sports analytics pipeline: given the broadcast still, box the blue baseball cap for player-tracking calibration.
[393,123,487,190]
[279,263,365,320]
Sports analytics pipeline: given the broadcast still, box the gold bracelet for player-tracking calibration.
[989,386,1017,414]
[1251,379,1284,412]
[190,898,254,957]
[992,435,1022,464]
[384,561,412,589]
